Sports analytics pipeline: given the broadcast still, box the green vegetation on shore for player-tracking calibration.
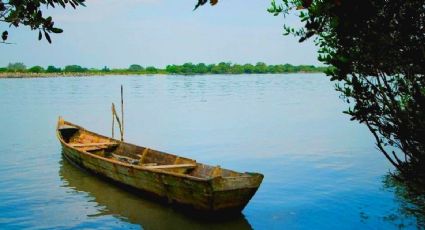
[0,62,327,77]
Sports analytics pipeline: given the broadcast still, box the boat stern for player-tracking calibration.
[209,173,263,212]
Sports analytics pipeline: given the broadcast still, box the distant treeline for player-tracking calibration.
[0,62,327,75]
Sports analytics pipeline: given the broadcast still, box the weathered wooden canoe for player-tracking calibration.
[57,118,263,214]
[59,159,254,228]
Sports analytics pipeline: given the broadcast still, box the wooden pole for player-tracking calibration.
[121,85,124,141]
[111,103,115,139]
[110,86,124,141]
[112,103,123,141]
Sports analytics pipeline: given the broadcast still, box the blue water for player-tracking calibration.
[0,74,422,229]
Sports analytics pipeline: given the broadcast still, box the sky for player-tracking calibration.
[0,0,320,69]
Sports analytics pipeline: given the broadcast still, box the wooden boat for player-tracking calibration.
[57,118,263,214]
[59,159,254,228]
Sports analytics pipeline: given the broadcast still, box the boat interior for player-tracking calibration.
[58,123,242,178]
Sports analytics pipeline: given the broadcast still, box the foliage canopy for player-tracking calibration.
[128,64,144,72]
[0,0,85,43]
[7,62,26,71]
[268,0,425,181]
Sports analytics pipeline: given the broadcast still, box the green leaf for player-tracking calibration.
[44,31,51,43]
[50,28,63,33]
[76,0,86,7]
[1,31,8,41]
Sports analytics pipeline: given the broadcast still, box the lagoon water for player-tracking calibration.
[0,74,422,229]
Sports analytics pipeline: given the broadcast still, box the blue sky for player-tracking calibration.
[0,0,320,68]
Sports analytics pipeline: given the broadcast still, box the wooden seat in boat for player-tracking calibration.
[69,142,118,147]
[143,163,197,170]
[69,142,118,153]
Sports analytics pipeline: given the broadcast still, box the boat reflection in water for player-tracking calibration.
[59,157,253,229]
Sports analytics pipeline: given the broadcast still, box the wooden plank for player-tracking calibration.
[81,146,108,152]
[70,142,117,147]
[111,153,139,165]
[143,163,196,169]
[139,148,149,164]
[58,124,78,130]
[210,166,222,177]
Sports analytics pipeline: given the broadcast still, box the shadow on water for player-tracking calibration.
[58,156,253,230]
[381,174,425,229]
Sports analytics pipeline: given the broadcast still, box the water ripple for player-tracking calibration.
[0,74,421,229]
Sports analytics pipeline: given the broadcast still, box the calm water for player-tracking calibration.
[0,74,422,229]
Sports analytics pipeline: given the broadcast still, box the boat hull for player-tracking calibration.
[60,142,262,214]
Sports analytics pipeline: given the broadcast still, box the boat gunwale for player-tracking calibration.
[56,118,262,184]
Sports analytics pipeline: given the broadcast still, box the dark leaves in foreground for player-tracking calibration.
[2,31,8,41]
[44,31,51,44]
[0,0,85,44]
[269,0,425,182]
[194,0,219,10]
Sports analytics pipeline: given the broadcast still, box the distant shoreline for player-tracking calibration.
[1,63,328,79]
[0,71,325,79]
[0,72,132,79]
[0,72,324,79]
